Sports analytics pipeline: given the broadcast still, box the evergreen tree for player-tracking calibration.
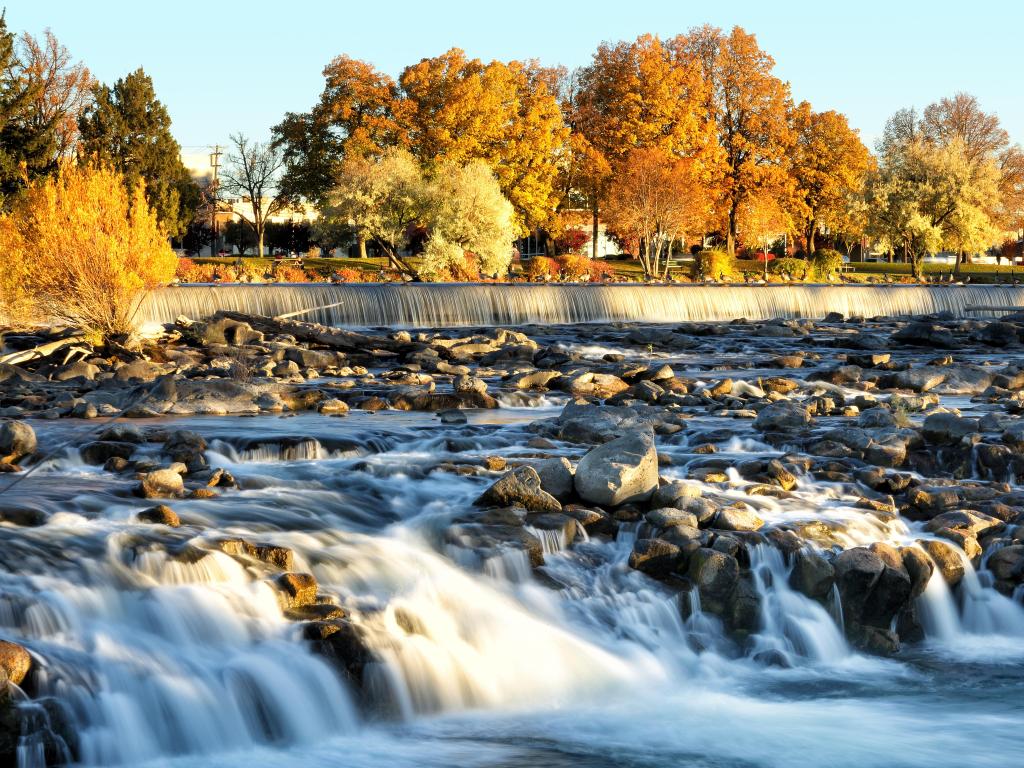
[78,67,198,236]
[0,12,58,202]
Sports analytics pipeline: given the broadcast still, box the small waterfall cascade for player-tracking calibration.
[138,283,1024,330]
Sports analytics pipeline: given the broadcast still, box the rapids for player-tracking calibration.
[139,283,1024,330]
[2,318,1023,768]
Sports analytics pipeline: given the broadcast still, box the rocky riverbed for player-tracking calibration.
[1,308,1024,766]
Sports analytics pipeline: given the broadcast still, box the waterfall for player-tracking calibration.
[138,283,1024,330]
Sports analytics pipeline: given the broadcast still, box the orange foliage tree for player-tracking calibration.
[789,102,871,252]
[672,26,794,256]
[0,163,176,337]
[602,147,710,278]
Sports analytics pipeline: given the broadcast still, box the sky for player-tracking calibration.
[6,0,1023,161]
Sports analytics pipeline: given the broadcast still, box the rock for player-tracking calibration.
[80,440,136,466]
[453,375,488,395]
[0,640,31,685]
[98,424,144,443]
[833,547,885,622]
[513,371,562,390]
[919,539,965,586]
[790,550,835,600]
[573,429,658,506]
[900,547,934,598]
[319,398,349,414]
[560,372,630,399]
[136,468,185,499]
[628,538,681,579]
[0,421,36,463]
[439,409,467,424]
[646,507,699,529]
[54,359,100,381]
[534,457,574,501]
[204,317,263,346]
[713,504,764,531]
[922,413,979,445]
[892,322,957,349]
[137,504,181,527]
[888,369,947,393]
[651,481,703,510]
[164,430,208,465]
[476,466,561,513]
[274,572,318,609]
[688,548,739,603]
[987,545,1024,582]
[113,359,172,383]
[753,401,812,432]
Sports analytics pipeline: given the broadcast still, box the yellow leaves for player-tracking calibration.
[0,163,175,336]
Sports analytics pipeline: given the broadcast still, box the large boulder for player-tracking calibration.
[628,538,681,580]
[789,549,835,600]
[922,412,979,445]
[0,421,36,464]
[688,548,740,603]
[891,322,957,349]
[919,539,966,586]
[80,440,136,466]
[476,466,562,513]
[574,429,658,506]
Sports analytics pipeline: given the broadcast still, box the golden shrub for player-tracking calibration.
[0,163,176,337]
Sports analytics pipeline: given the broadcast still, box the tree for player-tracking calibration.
[319,148,426,278]
[0,163,175,338]
[17,28,94,160]
[420,160,516,280]
[395,49,567,233]
[274,55,400,207]
[867,109,1000,279]
[572,34,710,257]
[220,133,287,259]
[789,102,870,252]
[602,147,709,278]
[739,191,791,266]
[0,13,54,200]
[673,25,794,256]
[78,67,198,236]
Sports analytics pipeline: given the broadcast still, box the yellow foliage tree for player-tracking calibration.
[395,49,567,234]
[0,163,175,337]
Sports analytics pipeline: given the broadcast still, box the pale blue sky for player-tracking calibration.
[7,0,1022,154]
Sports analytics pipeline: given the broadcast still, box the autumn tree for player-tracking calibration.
[420,160,516,280]
[395,49,567,233]
[78,68,198,236]
[219,133,287,259]
[17,28,94,160]
[0,163,176,337]
[789,102,870,252]
[0,13,58,200]
[572,34,710,257]
[739,191,791,262]
[673,25,794,257]
[867,108,1001,279]
[602,147,709,278]
[319,148,426,278]
[274,55,400,208]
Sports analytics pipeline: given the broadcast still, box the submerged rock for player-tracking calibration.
[476,466,562,513]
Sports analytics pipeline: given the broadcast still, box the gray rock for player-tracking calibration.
[753,401,812,431]
[574,429,658,506]
[0,420,36,462]
[476,466,562,513]
[922,412,979,445]
[136,468,185,499]
[688,548,739,602]
[534,457,574,501]
[713,504,764,531]
[790,550,835,600]
[651,480,703,509]
[628,538,681,579]
[646,507,699,529]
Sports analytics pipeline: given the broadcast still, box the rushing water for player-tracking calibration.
[2,400,1022,768]
[138,283,1024,330]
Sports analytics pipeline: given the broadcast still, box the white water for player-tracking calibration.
[138,283,1024,329]
[3,404,1024,766]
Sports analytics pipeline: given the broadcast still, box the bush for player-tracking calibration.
[554,228,589,255]
[524,256,557,282]
[768,257,809,280]
[0,164,176,337]
[557,252,601,281]
[810,249,844,281]
[307,245,322,259]
[175,258,216,283]
[332,268,365,283]
[691,249,735,281]
[272,265,310,283]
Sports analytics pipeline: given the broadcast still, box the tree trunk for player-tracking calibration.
[358,234,368,259]
[806,219,816,255]
[727,204,737,257]
[591,195,599,259]
[257,226,264,260]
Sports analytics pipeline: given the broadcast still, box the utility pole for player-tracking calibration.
[209,145,222,257]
